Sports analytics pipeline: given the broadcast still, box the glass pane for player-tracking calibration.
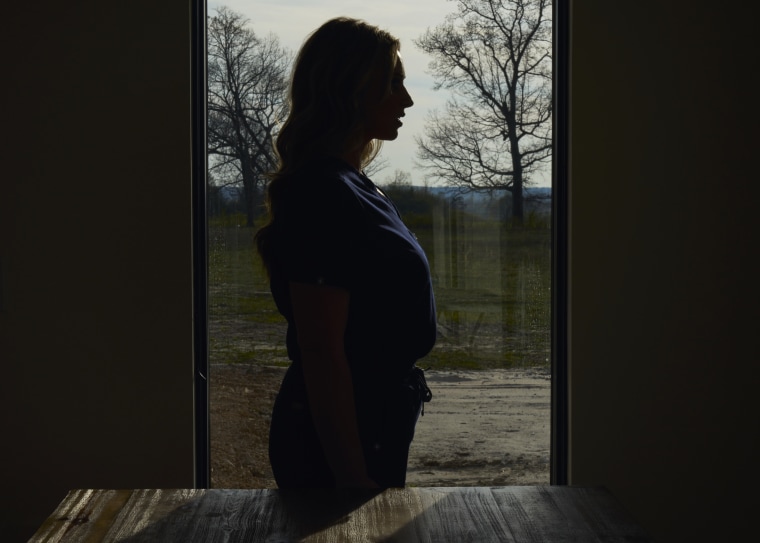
[207,0,551,488]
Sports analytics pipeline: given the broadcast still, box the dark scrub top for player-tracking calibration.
[269,157,437,383]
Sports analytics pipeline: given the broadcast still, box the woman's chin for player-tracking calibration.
[379,129,400,141]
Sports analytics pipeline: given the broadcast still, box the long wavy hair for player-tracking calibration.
[255,17,401,273]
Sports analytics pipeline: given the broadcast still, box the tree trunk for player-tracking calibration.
[511,155,525,227]
[240,153,258,227]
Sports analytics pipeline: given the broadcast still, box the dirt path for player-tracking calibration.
[209,364,550,488]
[407,368,550,487]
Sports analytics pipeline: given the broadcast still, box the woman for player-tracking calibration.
[255,17,436,489]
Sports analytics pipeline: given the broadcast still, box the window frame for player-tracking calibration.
[191,0,569,488]
[551,0,570,486]
[192,0,210,488]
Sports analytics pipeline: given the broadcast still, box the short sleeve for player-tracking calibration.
[272,174,365,289]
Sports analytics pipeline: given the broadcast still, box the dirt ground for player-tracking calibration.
[209,364,550,489]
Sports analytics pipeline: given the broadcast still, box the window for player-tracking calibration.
[196,0,567,488]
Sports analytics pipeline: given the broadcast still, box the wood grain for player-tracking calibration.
[29,486,652,542]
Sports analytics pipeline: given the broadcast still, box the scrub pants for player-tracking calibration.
[268,364,421,488]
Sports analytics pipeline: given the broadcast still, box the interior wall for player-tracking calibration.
[0,2,195,541]
[568,1,759,541]
[2,1,758,542]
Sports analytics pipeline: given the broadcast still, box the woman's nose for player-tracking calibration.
[403,87,414,108]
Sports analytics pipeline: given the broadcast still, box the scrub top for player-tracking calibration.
[268,156,437,384]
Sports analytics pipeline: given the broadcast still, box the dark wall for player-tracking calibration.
[0,2,195,540]
[569,1,759,541]
[1,1,757,542]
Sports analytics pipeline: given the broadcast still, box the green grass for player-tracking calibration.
[208,206,551,370]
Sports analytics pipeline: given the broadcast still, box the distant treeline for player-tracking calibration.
[209,184,551,227]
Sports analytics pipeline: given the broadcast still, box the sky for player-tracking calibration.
[207,0,551,187]
[208,0,457,185]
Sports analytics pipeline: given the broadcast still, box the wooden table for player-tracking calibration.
[29,486,652,542]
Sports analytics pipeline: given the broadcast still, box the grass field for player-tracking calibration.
[209,195,551,371]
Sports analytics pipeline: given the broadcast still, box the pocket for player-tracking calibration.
[404,366,432,417]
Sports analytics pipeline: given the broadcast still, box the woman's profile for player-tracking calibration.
[255,17,436,488]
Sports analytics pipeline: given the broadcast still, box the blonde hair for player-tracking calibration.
[256,18,401,271]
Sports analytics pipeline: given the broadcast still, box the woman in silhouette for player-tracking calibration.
[256,17,436,488]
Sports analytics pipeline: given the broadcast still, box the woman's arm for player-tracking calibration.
[288,281,378,488]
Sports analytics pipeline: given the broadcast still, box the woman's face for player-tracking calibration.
[364,55,414,142]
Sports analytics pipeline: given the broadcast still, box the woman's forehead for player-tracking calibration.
[394,54,406,77]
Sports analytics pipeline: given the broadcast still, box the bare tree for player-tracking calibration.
[415,0,552,224]
[383,169,413,187]
[207,7,290,226]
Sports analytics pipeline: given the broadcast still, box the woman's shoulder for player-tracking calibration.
[289,156,359,183]
[286,157,367,204]
[272,158,371,226]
